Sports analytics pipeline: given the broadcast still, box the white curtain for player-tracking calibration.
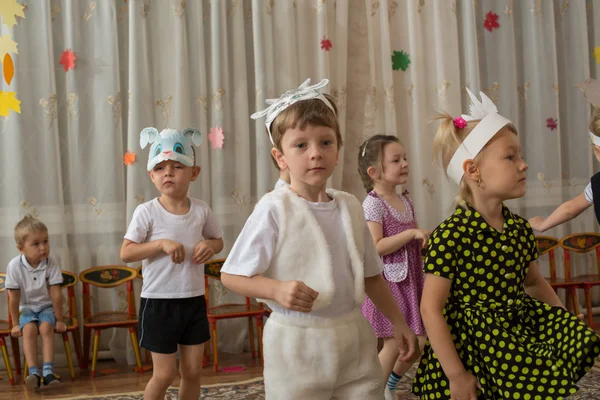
[1,0,598,366]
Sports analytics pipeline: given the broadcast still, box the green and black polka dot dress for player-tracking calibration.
[412,204,600,400]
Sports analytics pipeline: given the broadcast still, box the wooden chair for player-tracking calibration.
[79,266,143,377]
[560,233,600,328]
[22,270,83,381]
[203,258,264,372]
[0,273,16,385]
[535,236,581,314]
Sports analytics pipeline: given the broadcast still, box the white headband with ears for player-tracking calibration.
[446,89,512,185]
[140,127,202,171]
[251,78,336,145]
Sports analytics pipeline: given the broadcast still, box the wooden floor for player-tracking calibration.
[0,352,263,400]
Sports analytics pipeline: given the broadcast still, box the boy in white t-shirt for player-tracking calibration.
[120,127,223,400]
[6,215,65,389]
[221,79,418,400]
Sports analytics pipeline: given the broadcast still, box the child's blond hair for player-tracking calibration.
[431,113,518,205]
[269,94,342,153]
[14,215,48,246]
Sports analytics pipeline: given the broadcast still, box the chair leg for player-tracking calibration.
[71,327,83,369]
[91,330,100,378]
[202,339,210,368]
[10,336,20,376]
[584,286,594,328]
[210,320,218,372]
[62,333,76,380]
[129,327,144,374]
[569,288,580,316]
[256,316,264,366]
[248,317,256,359]
[82,326,91,370]
[0,337,14,386]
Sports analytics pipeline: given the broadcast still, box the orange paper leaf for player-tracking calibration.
[123,151,136,166]
[3,53,13,85]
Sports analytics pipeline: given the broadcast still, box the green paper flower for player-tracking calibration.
[392,50,410,72]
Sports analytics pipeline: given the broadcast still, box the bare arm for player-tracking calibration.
[524,261,565,308]
[529,193,591,232]
[203,238,224,254]
[420,274,466,380]
[221,273,318,313]
[49,285,63,321]
[120,239,164,263]
[367,221,420,257]
[8,290,20,328]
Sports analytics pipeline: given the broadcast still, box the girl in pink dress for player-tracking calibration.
[358,135,429,399]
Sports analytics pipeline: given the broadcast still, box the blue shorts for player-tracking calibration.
[19,306,56,330]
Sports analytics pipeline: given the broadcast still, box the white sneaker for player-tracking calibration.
[384,386,396,400]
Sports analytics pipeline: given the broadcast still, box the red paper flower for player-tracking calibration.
[60,49,76,72]
[123,151,136,166]
[208,127,225,149]
[484,11,500,32]
[546,118,558,131]
[320,37,333,51]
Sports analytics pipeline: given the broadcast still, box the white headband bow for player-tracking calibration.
[251,78,336,145]
[590,131,600,146]
[446,88,512,185]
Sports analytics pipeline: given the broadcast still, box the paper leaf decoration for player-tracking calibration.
[0,34,17,59]
[3,53,13,85]
[123,151,136,166]
[320,37,332,51]
[594,47,600,64]
[0,0,25,28]
[208,127,225,149]
[0,91,20,116]
[546,117,557,131]
[60,49,76,72]
[392,50,410,72]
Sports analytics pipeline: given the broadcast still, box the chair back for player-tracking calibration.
[559,233,600,276]
[204,258,232,309]
[79,266,138,319]
[61,270,79,319]
[136,266,143,280]
[535,236,560,280]
[0,272,5,293]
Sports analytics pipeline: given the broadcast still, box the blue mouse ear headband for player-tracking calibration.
[140,127,203,171]
[251,78,336,145]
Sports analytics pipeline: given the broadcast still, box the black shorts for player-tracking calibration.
[138,295,210,354]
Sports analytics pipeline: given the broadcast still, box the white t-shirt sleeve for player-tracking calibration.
[363,224,383,278]
[221,200,279,277]
[124,205,151,243]
[202,206,223,239]
[5,258,20,290]
[47,256,64,286]
[584,182,594,204]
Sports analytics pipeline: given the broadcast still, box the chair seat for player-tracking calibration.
[207,304,264,320]
[84,311,137,328]
[575,274,600,286]
[0,320,10,335]
[546,277,582,287]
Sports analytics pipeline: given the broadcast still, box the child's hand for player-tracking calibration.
[193,241,214,264]
[392,321,420,362]
[10,325,21,338]
[413,229,431,248]
[160,239,185,264]
[274,281,319,313]
[55,321,67,333]
[528,216,545,232]
[449,370,481,400]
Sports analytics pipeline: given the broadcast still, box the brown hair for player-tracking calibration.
[14,214,48,246]
[269,94,342,153]
[431,112,518,205]
[358,135,402,193]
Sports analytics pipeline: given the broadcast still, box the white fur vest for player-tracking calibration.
[258,186,366,311]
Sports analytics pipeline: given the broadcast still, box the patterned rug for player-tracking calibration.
[60,363,600,399]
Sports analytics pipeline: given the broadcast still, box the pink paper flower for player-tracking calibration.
[546,117,558,131]
[453,117,467,129]
[60,49,76,72]
[208,127,225,149]
[320,37,333,51]
[484,11,500,32]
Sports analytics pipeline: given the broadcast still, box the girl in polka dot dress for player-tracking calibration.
[413,89,600,400]
[358,135,430,399]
